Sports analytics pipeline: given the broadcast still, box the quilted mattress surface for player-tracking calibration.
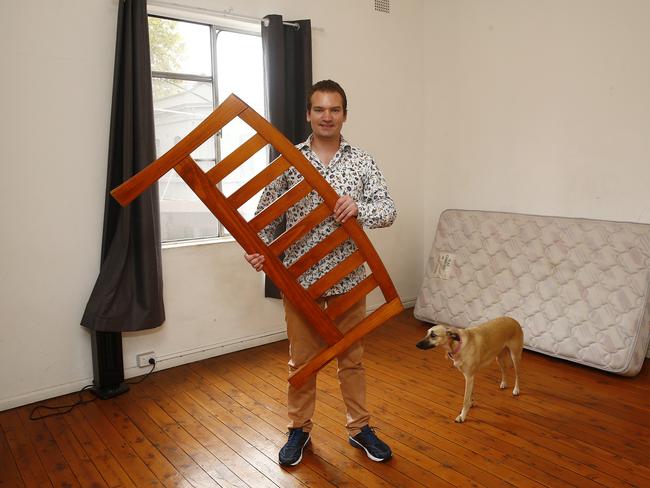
[414,209,650,375]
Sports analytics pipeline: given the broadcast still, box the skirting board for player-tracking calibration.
[1,296,417,412]
[0,329,287,412]
[126,329,289,378]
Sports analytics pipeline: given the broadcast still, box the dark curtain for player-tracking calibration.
[82,0,164,332]
[261,14,313,298]
[81,0,164,395]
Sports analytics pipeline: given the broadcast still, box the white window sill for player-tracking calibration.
[162,235,236,250]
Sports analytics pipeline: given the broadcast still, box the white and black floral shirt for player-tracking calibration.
[256,135,396,296]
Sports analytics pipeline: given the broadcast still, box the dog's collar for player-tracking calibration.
[447,337,462,360]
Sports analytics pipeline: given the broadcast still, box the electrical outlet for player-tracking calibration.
[136,351,156,368]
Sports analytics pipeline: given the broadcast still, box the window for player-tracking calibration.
[148,15,266,243]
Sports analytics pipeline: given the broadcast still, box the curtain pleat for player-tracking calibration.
[81,0,164,332]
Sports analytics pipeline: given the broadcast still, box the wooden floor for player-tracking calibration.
[2,309,649,487]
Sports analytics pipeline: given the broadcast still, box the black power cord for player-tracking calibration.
[126,357,156,384]
[29,384,96,420]
[29,358,156,420]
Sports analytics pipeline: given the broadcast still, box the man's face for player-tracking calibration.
[307,91,347,141]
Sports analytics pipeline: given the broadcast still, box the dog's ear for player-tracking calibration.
[446,330,460,341]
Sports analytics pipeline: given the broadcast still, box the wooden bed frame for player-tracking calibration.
[111,94,403,388]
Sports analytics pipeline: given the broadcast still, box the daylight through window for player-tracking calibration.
[149,15,266,243]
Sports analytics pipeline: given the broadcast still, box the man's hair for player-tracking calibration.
[307,79,348,114]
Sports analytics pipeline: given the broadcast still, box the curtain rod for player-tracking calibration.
[147,1,308,29]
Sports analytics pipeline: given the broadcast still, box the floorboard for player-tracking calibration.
[2,308,649,487]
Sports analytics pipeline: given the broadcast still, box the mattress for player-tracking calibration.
[414,209,650,376]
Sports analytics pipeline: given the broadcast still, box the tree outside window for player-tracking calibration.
[148,15,265,243]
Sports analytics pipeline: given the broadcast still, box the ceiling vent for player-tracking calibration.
[374,0,390,14]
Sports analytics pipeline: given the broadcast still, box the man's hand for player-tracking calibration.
[333,195,358,223]
[244,252,265,272]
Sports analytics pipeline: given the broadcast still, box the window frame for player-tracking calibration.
[148,10,265,246]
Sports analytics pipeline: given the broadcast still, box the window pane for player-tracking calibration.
[154,78,218,242]
[149,16,267,243]
[149,17,211,77]
[159,159,219,242]
[152,78,215,160]
[216,31,264,112]
[216,31,266,224]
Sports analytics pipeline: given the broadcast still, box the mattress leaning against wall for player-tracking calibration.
[414,209,650,376]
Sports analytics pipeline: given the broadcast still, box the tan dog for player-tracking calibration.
[416,317,523,423]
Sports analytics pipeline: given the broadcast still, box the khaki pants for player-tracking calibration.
[283,295,369,437]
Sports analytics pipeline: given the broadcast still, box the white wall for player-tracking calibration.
[2,0,649,411]
[1,0,118,409]
[421,0,650,253]
[0,0,427,411]
[421,0,650,358]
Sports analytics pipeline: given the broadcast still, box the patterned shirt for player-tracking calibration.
[256,135,396,296]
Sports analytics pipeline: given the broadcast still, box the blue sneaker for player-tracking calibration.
[349,425,392,462]
[279,428,311,466]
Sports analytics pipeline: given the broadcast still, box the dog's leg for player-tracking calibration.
[496,348,509,389]
[455,374,475,423]
[509,346,522,396]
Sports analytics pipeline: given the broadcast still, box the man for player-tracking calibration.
[245,80,396,466]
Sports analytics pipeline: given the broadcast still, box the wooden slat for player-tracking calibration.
[268,203,331,256]
[159,368,335,488]
[296,343,537,488]
[78,402,162,487]
[126,386,246,488]
[0,410,51,488]
[188,360,394,488]
[248,179,312,233]
[287,227,349,278]
[250,358,424,486]
[0,421,25,488]
[307,250,366,299]
[227,154,290,209]
[141,380,291,488]
[206,133,267,185]
[233,346,457,487]
[63,407,137,488]
[16,407,80,488]
[239,108,340,207]
[44,415,109,488]
[111,94,247,206]
[238,105,400,303]
[299,354,530,487]
[174,156,343,346]
[326,275,379,320]
[113,393,220,488]
[93,398,193,488]
[288,297,404,388]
